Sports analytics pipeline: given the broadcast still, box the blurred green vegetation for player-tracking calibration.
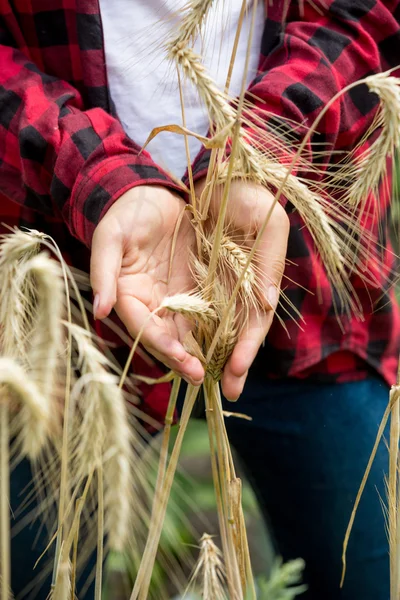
[104,419,306,599]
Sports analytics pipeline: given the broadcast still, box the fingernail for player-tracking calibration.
[182,375,203,386]
[227,395,239,403]
[93,294,100,319]
[267,286,278,310]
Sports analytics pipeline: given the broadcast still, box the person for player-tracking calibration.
[0,0,399,598]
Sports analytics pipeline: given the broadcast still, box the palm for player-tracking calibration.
[91,185,202,383]
[115,209,193,342]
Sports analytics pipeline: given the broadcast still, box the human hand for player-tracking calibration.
[90,185,205,386]
[195,178,290,401]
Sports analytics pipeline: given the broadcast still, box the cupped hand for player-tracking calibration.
[90,185,205,386]
[195,178,290,401]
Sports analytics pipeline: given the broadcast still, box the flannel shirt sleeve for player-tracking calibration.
[191,0,400,187]
[0,35,183,247]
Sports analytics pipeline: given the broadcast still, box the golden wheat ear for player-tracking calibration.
[185,533,228,600]
[0,359,52,461]
[338,73,400,211]
[65,323,139,553]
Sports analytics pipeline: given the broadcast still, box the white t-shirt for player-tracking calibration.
[98,0,264,178]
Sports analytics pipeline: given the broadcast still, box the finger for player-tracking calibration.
[256,207,289,310]
[221,310,274,401]
[147,347,205,386]
[221,369,248,403]
[116,295,204,382]
[90,224,123,320]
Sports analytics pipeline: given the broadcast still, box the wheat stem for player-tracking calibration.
[95,467,104,600]
[204,379,237,598]
[389,387,400,598]
[0,403,11,600]
[52,557,72,600]
[203,377,245,600]
[70,498,83,600]
[153,376,181,508]
[341,392,394,585]
[130,384,199,600]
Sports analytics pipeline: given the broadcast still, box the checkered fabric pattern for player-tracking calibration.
[0,0,399,389]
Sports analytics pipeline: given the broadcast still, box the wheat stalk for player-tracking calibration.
[129,384,200,600]
[51,557,72,600]
[389,385,400,599]
[0,404,11,600]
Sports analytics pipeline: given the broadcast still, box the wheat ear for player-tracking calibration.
[201,234,259,310]
[186,534,228,600]
[161,293,217,324]
[0,230,42,360]
[100,377,133,552]
[169,42,350,307]
[16,254,64,400]
[167,43,236,130]
[0,230,43,600]
[0,359,51,461]
[171,0,214,47]
[344,74,400,209]
[66,323,138,553]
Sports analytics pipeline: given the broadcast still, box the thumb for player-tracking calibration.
[90,225,123,320]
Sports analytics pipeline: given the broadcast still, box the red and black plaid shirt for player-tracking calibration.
[0,0,399,392]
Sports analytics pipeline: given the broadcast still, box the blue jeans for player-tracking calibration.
[222,375,390,599]
[10,376,390,598]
